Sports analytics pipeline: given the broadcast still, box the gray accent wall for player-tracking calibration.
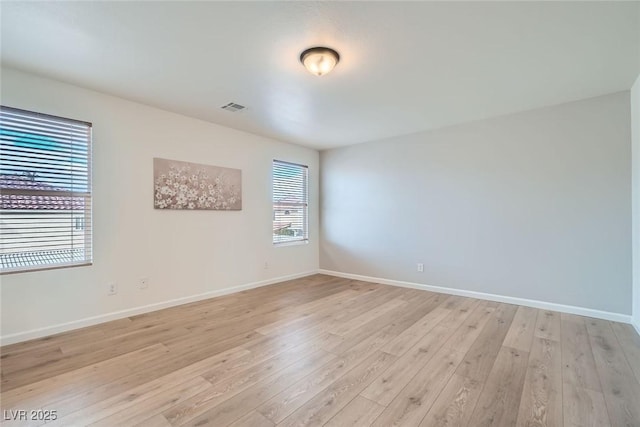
[320,92,632,315]
[632,76,640,329]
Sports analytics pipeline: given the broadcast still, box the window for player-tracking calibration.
[0,106,92,273]
[273,160,308,245]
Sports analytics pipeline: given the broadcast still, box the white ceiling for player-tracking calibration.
[1,1,639,150]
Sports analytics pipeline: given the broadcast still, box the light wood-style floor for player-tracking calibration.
[1,275,639,427]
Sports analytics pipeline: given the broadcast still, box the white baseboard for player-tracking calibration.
[318,269,633,325]
[0,270,317,346]
[632,317,640,336]
[3,269,636,346]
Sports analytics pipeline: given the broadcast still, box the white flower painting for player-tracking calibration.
[153,158,241,210]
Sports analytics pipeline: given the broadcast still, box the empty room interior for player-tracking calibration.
[1,1,640,426]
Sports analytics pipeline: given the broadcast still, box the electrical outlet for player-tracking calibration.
[417,263,424,272]
[264,261,269,270]
[107,282,118,295]
[139,277,149,289]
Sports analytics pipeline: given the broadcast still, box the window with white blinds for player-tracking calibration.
[273,160,308,245]
[0,106,92,273]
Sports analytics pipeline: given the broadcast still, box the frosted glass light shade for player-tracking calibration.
[300,47,340,76]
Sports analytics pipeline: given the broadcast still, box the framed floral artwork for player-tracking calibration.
[153,158,241,210]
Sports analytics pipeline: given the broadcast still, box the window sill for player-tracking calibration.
[273,240,309,248]
[1,261,92,275]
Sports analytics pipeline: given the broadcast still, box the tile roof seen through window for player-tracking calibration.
[0,174,86,210]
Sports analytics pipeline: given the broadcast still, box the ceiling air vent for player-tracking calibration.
[221,102,246,113]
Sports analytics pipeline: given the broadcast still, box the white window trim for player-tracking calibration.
[0,106,93,274]
[272,159,309,246]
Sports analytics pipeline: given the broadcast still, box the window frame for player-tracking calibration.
[272,159,309,246]
[0,106,93,274]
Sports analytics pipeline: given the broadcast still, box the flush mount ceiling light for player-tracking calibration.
[300,47,340,76]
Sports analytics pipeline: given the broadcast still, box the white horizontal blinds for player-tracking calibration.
[0,106,92,273]
[273,160,308,244]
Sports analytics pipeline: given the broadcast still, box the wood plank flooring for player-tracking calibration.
[1,274,639,427]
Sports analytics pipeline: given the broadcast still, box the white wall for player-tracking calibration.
[632,75,640,331]
[321,92,632,316]
[1,66,634,342]
[0,67,319,343]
